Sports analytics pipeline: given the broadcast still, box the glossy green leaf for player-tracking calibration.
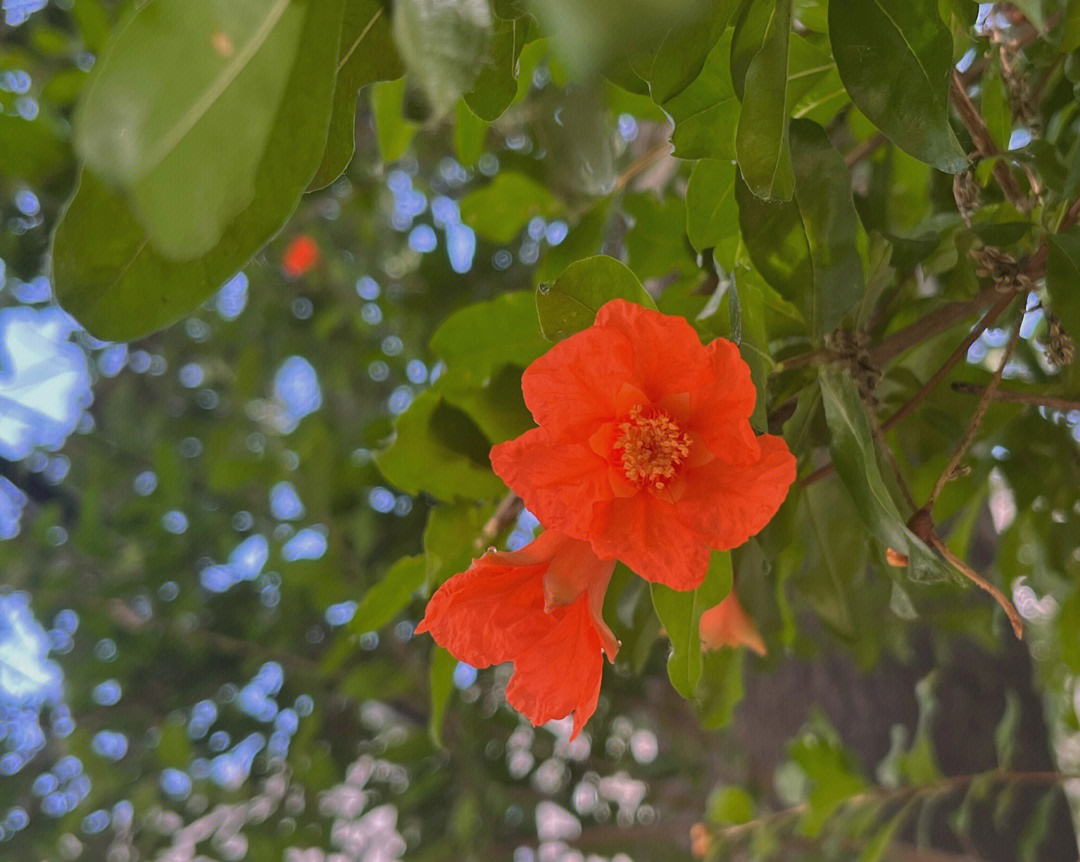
[981,54,1012,154]
[374,390,507,502]
[73,0,344,259]
[735,0,794,200]
[628,0,737,103]
[789,118,866,334]
[685,158,738,254]
[536,255,657,341]
[311,0,403,189]
[463,15,527,121]
[663,30,740,161]
[650,551,732,699]
[818,368,953,582]
[459,172,562,244]
[1046,230,1080,341]
[829,0,967,173]
[735,171,812,320]
[392,0,491,118]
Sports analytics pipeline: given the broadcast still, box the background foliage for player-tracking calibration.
[3,0,1080,859]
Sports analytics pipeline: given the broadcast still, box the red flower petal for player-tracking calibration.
[700,590,767,655]
[490,429,611,541]
[589,493,711,590]
[505,595,606,739]
[415,560,549,667]
[687,339,761,463]
[595,300,712,401]
[521,324,635,442]
[281,234,320,278]
[674,435,796,550]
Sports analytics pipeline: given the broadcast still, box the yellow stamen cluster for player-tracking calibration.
[614,405,691,488]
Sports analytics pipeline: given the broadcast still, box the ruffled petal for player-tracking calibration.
[415,559,548,667]
[543,536,616,611]
[595,299,712,402]
[490,428,611,541]
[687,338,760,464]
[674,434,796,550]
[521,324,635,442]
[589,493,711,590]
[505,594,607,739]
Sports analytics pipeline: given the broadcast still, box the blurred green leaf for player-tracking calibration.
[429,645,457,746]
[392,0,491,118]
[374,391,507,502]
[536,254,657,340]
[311,0,404,189]
[829,0,967,172]
[460,171,563,244]
[370,76,419,160]
[73,0,344,259]
[463,15,527,121]
[351,554,426,634]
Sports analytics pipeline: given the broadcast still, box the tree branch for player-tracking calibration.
[951,382,1080,412]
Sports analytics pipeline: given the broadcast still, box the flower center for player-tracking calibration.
[614,405,691,488]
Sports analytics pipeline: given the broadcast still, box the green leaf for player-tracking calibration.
[310,0,404,189]
[370,77,418,161]
[536,255,657,341]
[429,645,457,746]
[789,118,866,334]
[73,0,345,259]
[994,690,1021,769]
[374,390,507,502]
[628,0,737,103]
[650,552,732,699]
[53,0,344,340]
[349,554,426,635]
[663,30,740,161]
[981,54,1013,154]
[735,171,812,320]
[430,291,549,386]
[695,647,744,729]
[685,158,738,254]
[794,479,867,637]
[463,15,527,121]
[0,111,70,184]
[818,368,952,582]
[829,0,967,173]
[459,171,563,244]
[1046,230,1080,342]
[423,501,496,587]
[392,0,491,118]
[454,98,488,165]
[735,0,794,200]
[622,192,696,280]
[787,712,869,837]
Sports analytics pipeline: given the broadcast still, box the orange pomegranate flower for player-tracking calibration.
[415,529,618,738]
[699,590,767,656]
[490,299,796,590]
[281,234,320,278]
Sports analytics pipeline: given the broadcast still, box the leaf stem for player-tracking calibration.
[927,532,1024,638]
[950,382,1080,411]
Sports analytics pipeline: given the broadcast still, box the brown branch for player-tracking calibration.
[475,492,524,550]
[844,132,888,167]
[870,287,1002,366]
[926,306,1024,508]
[949,69,1029,211]
[951,382,1080,412]
[928,532,1024,638]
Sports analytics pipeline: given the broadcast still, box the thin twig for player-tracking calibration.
[928,533,1024,638]
[613,142,673,192]
[951,382,1080,411]
[867,398,919,512]
[926,307,1024,508]
[870,286,1003,366]
[949,69,1029,211]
